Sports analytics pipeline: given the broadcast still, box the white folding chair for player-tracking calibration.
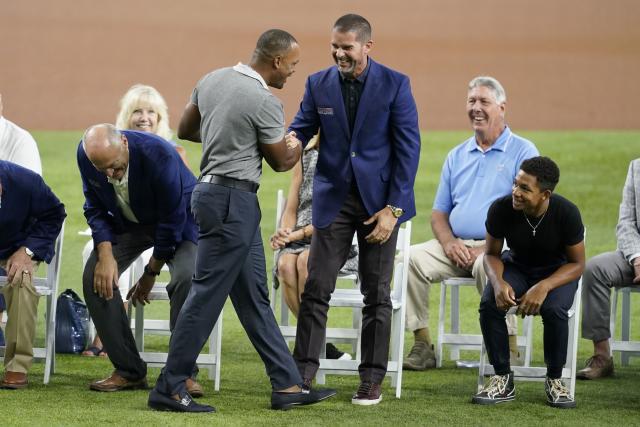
[270,189,361,355]
[437,277,532,368]
[128,248,223,391]
[0,221,65,385]
[610,285,640,365]
[313,221,412,399]
[477,277,583,397]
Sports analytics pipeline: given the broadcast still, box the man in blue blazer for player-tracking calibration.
[77,124,201,394]
[0,160,66,389]
[289,14,421,405]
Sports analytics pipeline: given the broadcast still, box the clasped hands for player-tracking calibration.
[443,239,483,270]
[494,280,550,317]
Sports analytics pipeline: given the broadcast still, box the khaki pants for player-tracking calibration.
[1,260,40,374]
[405,239,517,335]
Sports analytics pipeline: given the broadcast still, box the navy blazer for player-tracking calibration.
[77,131,197,261]
[289,59,421,228]
[0,161,66,262]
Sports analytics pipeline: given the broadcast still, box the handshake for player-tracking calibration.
[285,131,301,150]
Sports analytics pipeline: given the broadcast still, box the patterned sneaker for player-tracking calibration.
[351,381,382,406]
[472,372,515,405]
[402,341,436,371]
[545,377,576,408]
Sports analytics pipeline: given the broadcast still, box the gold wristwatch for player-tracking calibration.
[386,205,404,218]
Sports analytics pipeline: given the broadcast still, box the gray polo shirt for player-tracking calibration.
[191,63,285,184]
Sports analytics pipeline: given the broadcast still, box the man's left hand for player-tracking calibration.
[127,273,156,306]
[6,247,35,286]
[516,281,550,317]
[633,262,640,284]
[364,207,397,245]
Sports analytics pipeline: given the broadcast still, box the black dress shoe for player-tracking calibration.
[271,387,337,410]
[148,389,215,413]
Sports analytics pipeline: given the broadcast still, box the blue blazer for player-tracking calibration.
[289,59,421,228]
[77,131,198,261]
[0,161,66,262]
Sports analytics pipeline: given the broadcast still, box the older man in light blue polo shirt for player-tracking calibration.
[403,76,539,371]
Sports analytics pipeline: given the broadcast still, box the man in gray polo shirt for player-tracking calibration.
[149,29,336,413]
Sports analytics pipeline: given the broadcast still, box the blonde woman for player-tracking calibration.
[115,84,188,166]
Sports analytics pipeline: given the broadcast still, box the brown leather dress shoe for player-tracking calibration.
[576,354,614,380]
[0,371,28,389]
[186,378,204,398]
[90,371,148,392]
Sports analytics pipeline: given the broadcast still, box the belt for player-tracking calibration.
[199,174,259,193]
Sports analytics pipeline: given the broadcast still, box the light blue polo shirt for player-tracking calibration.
[432,126,539,239]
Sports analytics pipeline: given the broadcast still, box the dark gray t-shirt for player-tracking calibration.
[191,64,284,184]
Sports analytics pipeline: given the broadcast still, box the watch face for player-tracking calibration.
[25,247,34,258]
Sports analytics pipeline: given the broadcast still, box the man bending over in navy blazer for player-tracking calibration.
[288,14,421,405]
[0,160,66,389]
[77,124,202,394]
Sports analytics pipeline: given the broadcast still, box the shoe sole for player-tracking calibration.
[471,396,515,405]
[351,395,382,406]
[547,400,576,409]
[0,383,28,390]
[272,389,337,410]
[90,381,149,392]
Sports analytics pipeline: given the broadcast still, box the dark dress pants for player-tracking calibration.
[154,183,302,396]
[294,189,399,384]
[82,225,196,380]
[479,253,578,378]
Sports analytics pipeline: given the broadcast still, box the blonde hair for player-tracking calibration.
[115,84,172,140]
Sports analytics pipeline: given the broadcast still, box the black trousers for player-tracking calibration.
[293,189,399,384]
[82,225,196,380]
[154,182,301,396]
[479,253,578,378]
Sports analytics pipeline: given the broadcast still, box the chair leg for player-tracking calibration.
[609,288,618,359]
[477,342,487,392]
[450,286,460,361]
[134,305,144,352]
[436,283,447,368]
[621,289,631,366]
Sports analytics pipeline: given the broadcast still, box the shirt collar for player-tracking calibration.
[233,62,269,90]
[339,58,370,84]
[107,164,130,186]
[466,126,512,153]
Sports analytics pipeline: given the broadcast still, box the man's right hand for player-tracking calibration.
[443,239,473,269]
[494,280,517,311]
[633,262,640,284]
[93,250,118,300]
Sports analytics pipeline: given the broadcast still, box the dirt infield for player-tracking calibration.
[1,0,639,130]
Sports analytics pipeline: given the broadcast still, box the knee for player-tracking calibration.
[540,304,569,323]
[278,257,297,281]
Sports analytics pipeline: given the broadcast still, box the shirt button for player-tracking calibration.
[351,152,356,157]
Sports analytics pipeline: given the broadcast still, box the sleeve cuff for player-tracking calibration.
[630,253,640,265]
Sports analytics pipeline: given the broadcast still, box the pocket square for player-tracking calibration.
[318,107,334,115]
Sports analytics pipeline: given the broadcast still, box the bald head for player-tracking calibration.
[82,124,129,180]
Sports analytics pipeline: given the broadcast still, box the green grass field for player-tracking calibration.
[2,130,640,426]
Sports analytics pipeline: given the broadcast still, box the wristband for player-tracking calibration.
[144,264,160,277]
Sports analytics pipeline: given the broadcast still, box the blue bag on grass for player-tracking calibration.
[55,289,90,353]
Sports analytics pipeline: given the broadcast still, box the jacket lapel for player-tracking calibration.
[352,59,380,142]
[327,67,351,140]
